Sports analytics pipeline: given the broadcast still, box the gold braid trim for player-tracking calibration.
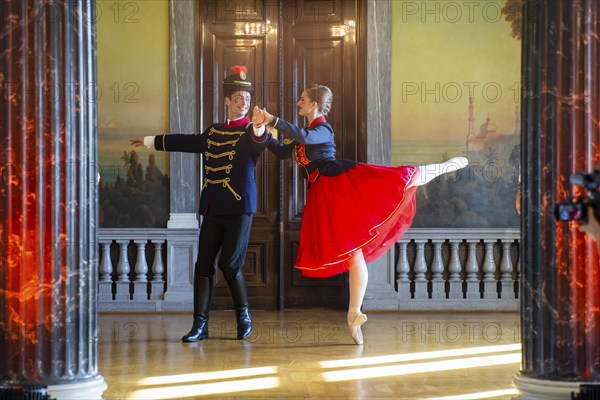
[202,178,242,200]
[209,127,245,136]
[205,150,236,160]
[205,164,233,174]
[207,138,239,148]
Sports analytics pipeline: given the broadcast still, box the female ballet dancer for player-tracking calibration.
[252,84,468,345]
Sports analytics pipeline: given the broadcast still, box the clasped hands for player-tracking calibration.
[252,106,274,128]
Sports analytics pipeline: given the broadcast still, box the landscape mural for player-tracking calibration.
[97,0,170,228]
[391,0,522,227]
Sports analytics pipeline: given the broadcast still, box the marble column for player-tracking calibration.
[162,0,200,309]
[0,1,106,398]
[362,0,399,310]
[167,0,200,227]
[515,1,600,398]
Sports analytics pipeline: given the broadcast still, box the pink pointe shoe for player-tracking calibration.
[348,313,367,345]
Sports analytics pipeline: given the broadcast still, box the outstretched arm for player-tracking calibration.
[129,134,206,153]
[254,106,332,145]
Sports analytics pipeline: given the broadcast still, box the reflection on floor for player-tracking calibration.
[98,310,521,399]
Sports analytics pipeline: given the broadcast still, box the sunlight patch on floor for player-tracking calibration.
[128,366,280,399]
[127,377,280,399]
[322,353,520,381]
[319,343,521,368]
[426,388,519,399]
[320,344,521,382]
[137,366,278,386]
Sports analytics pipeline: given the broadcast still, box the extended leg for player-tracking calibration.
[348,250,368,345]
[408,156,469,188]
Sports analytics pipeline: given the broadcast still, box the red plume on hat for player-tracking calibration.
[231,65,248,75]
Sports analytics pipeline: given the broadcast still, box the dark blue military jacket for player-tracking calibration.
[155,117,270,216]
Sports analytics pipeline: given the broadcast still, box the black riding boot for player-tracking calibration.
[182,275,212,342]
[225,270,253,340]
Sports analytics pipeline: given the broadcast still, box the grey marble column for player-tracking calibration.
[362,0,399,310]
[514,1,600,398]
[168,0,200,225]
[0,1,106,398]
[163,0,200,307]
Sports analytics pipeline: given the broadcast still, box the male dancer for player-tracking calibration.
[131,66,269,341]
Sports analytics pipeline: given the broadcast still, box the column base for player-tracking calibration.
[167,213,199,229]
[47,375,107,400]
[513,372,582,399]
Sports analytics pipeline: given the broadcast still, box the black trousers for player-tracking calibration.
[195,213,253,280]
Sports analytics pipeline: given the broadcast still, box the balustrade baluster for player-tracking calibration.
[99,241,114,301]
[482,241,498,299]
[115,240,131,301]
[500,241,516,299]
[465,241,480,299]
[414,241,428,299]
[448,241,463,299]
[396,241,411,299]
[99,241,113,282]
[431,241,445,299]
[150,241,166,300]
[133,241,149,300]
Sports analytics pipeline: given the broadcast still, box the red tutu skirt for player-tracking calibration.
[295,163,418,278]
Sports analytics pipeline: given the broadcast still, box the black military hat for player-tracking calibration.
[223,65,254,98]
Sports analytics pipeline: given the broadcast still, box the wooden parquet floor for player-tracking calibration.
[98,310,521,399]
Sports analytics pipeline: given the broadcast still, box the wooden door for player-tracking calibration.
[200,0,280,309]
[199,0,364,309]
[281,0,361,308]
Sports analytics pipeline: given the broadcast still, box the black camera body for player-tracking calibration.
[554,168,600,223]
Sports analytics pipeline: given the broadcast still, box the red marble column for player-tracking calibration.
[0,1,106,398]
[515,0,600,398]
